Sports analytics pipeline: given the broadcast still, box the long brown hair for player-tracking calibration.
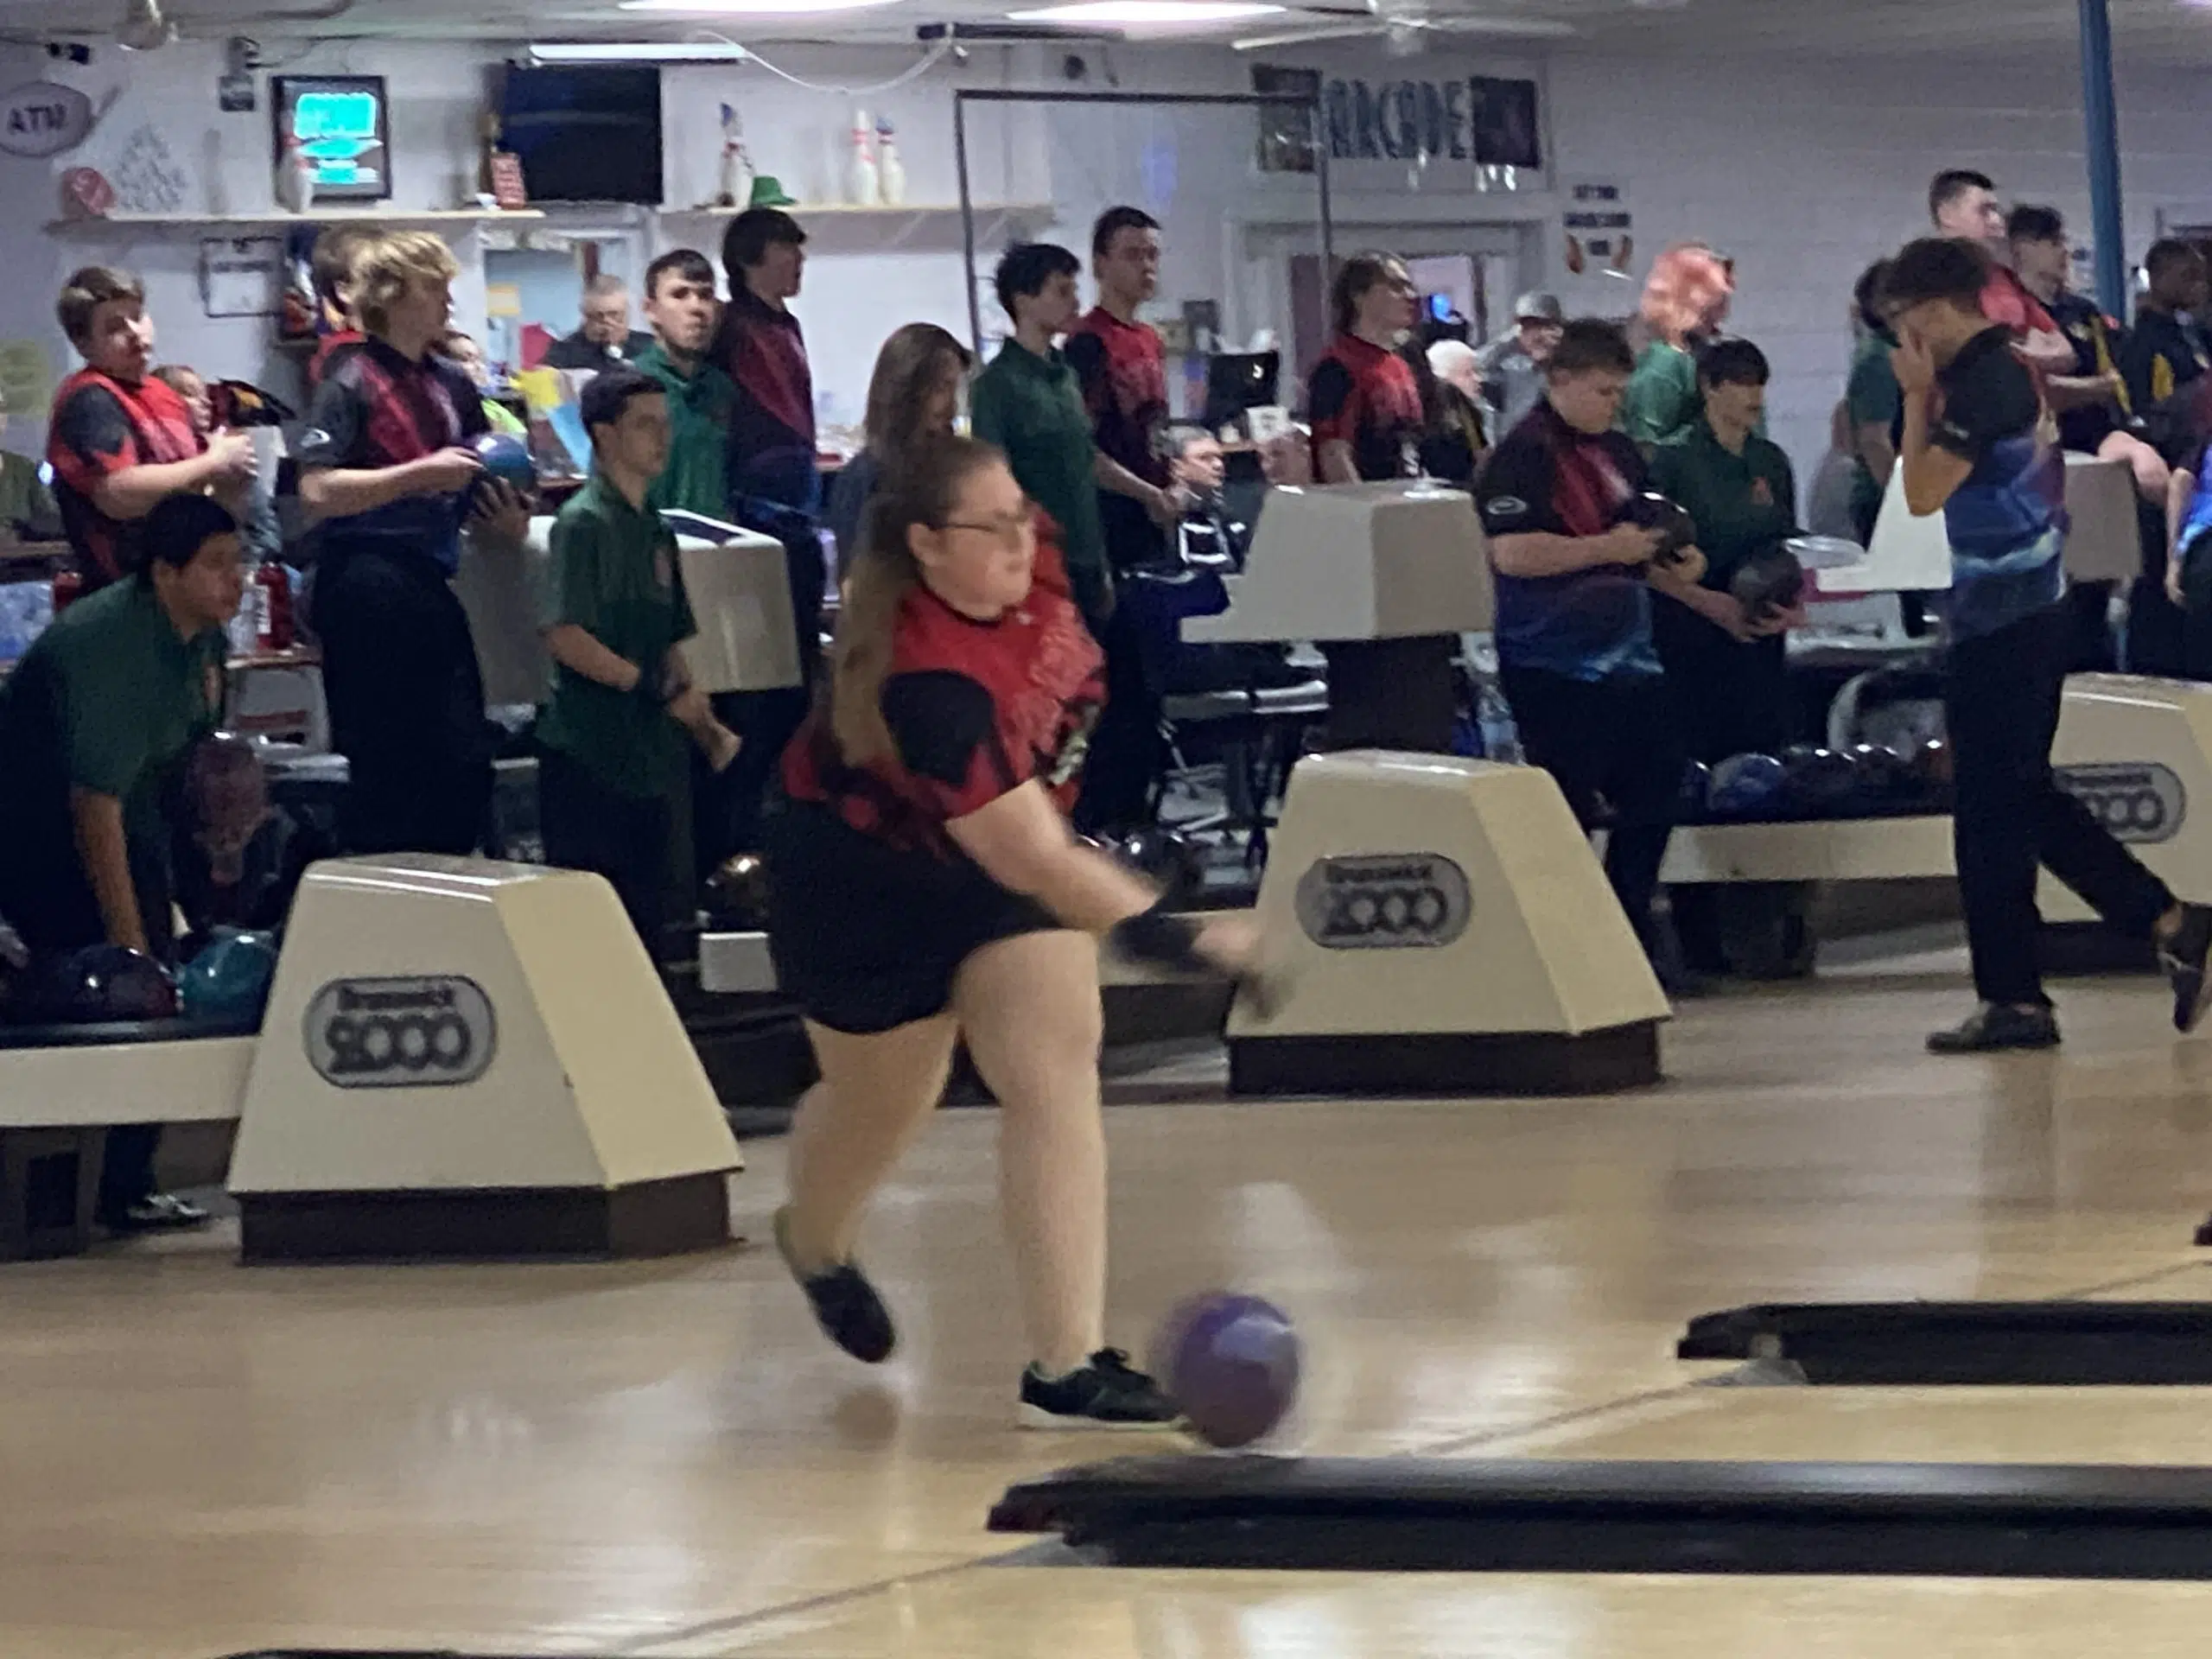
[865,323,974,468]
[1330,249,1405,335]
[830,434,1006,766]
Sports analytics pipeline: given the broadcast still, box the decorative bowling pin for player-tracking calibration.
[715,101,753,209]
[275,132,315,213]
[846,108,880,207]
[874,114,905,207]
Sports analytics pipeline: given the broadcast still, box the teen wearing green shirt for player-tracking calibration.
[0,493,245,1230]
[968,243,1113,629]
[633,249,740,520]
[537,368,736,957]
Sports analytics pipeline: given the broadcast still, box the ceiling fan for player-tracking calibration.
[1231,1,1575,53]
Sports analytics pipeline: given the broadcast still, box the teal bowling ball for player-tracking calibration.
[178,929,278,1026]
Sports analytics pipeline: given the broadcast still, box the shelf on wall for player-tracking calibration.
[44,208,549,233]
[658,200,1053,251]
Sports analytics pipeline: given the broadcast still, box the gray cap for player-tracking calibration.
[1513,290,1563,322]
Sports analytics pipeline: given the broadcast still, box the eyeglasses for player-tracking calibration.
[940,510,1037,547]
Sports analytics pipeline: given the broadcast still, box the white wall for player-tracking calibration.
[10,32,2212,492]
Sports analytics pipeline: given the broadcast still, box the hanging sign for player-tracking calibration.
[0,82,95,158]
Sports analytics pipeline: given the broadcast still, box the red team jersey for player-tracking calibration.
[1065,307,1170,488]
[45,367,205,587]
[1306,334,1423,482]
[783,535,1104,860]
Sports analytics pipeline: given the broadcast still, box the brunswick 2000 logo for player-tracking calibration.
[2054,762,2186,845]
[303,976,498,1088]
[1293,853,1472,950]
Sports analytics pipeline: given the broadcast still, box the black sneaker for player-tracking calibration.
[1019,1348,1180,1430]
[1927,1003,2061,1054]
[772,1205,895,1363]
[2158,904,2212,1033]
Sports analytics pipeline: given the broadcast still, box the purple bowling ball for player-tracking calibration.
[1152,1290,1301,1449]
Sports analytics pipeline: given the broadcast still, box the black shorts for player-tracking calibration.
[764,798,1059,1034]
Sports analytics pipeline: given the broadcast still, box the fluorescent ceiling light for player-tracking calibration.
[1007,0,1283,20]
[529,41,755,59]
[621,0,905,13]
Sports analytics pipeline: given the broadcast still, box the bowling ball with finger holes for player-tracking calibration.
[468,432,537,506]
[1846,743,1918,817]
[1151,1290,1301,1448]
[1625,492,1697,560]
[1114,827,1206,906]
[178,928,278,1026]
[1777,745,1861,819]
[1728,544,1806,620]
[1677,760,1713,823]
[20,944,178,1024]
[1706,752,1788,820]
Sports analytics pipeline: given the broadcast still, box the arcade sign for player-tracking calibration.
[0,82,96,159]
[1252,63,1540,175]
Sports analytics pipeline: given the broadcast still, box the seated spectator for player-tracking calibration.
[827,323,972,581]
[46,265,255,591]
[0,383,60,541]
[1403,337,1484,486]
[153,365,281,567]
[0,493,246,1230]
[542,274,655,372]
[435,330,527,436]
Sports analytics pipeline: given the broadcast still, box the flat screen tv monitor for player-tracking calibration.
[499,65,664,205]
[271,75,391,202]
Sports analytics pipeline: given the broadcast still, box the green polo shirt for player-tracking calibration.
[1648,419,1798,590]
[537,474,697,799]
[633,341,738,520]
[1621,340,1700,449]
[0,575,224,901]
[1845,330,1901,534]
[969,337,1109,590]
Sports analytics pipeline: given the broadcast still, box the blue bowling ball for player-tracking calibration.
[469,432,537,502]
[1706,752,1789,820]
[178,929,278,1026]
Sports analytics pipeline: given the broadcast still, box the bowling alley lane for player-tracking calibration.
[639,1561,2212,1658]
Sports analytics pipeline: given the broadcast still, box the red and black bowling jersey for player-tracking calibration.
[45,368,205,588]
[1065,307,1170,488]
[1306,334,1422,482]
[784,556,1105,860]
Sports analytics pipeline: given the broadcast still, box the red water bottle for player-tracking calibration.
[49,561,82,615]
[253,562,294,652]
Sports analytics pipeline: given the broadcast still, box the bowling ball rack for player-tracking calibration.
[990,1452,2212,1579]
[1679,1300,2212,1385]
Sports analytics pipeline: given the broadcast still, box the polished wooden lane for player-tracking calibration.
[12,945,2212,1656]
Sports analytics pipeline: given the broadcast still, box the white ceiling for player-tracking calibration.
[5,0,2212,60]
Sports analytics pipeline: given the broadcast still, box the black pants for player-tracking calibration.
[1073,595,1164,837]
[315,549,492,857]
[700,526,826,866]
[538,746,673,959]
[1500,665,1685,938]
[1948,601,2173,1007]
[1652,599,1792,763]
[1,843,175,1219]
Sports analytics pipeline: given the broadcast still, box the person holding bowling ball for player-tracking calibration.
[1647,340,1805,760]
[766,434,1263,1427]
[1477,319,1706,980]
[1885,237,2212,1051]
[297,230,530,856]
[0,493,245,1230]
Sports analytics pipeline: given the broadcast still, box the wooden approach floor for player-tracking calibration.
[19,934,2212,1656]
